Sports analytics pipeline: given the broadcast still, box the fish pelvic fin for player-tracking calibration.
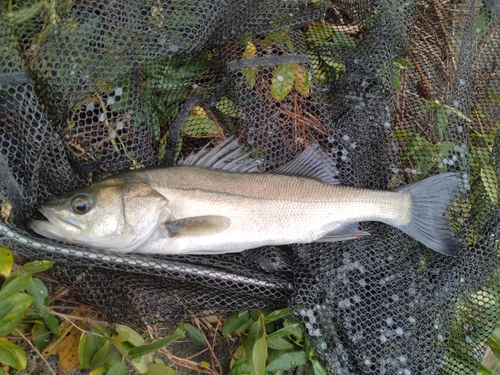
[393,172,461,256]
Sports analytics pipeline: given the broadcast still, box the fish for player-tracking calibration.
[27,138,461,256]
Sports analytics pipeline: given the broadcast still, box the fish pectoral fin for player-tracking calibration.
[162,216,231,238]
[315,223,370,243]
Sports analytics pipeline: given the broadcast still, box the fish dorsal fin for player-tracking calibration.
[272,144,340,185]
[178,137,262,173]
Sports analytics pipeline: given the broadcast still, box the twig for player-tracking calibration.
[193,317,223,374]
[430,0,457,71]
[96,93,142,169]
[470,103,486,135]
[409,51,433,100]
[15,328,57,375]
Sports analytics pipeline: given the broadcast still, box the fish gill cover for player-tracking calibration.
[0,0,499,374]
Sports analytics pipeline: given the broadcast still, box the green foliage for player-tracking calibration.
[271,63,296,101]
[395,129,455,179]
[392,57,414,89]
[305,22,356,85]
[441,273,500,374]
[478,323,500,374]
[223,307,327,375]
[77,321,185,374]
[142,53,217,142]
[0,248,56,371]
[422,99,473,140]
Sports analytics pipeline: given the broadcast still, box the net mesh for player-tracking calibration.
[1,0,499,373]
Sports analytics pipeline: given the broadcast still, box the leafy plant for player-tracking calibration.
[305,21,356,85]
[478,323,500,374]
[222,308,326,375]
[394,129,456,179]
[421,99,473,140]
[0,247,199,375]
[240,31,313,101]
[0,247,58,373]
[77,322,185,374]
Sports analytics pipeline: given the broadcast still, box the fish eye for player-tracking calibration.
[71,196,91,214]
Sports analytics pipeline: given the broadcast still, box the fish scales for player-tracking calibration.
[27,139,461,256]
[123,167,409,254]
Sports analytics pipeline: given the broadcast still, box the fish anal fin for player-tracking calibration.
[315,223,370,243]
[163,215,231,238]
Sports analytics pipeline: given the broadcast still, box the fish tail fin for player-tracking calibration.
[393,172,461,256]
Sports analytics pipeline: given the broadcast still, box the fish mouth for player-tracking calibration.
[27,207,82,242]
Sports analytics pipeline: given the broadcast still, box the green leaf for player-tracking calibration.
[91,323,111,337]
[267,336,295,351]
[442,104,473,122]
[0,272,32,302]
[132,353,153,374]
[246,320,264,366]
[23,260,55,274]
[216,96,245,119]
[222,311,251,336]
[0,338,27,370]
[263,307,292,323]
[473,5,492,37]
[480,165,499,205]
[115,324,145,346]
[436,106,448,140]
[5,1,43,25]
[266,323,302,341]
[266,351,308,372]
[228,355,252,375]
[158,131,182,162]
[311,358,328,375]
[0,293,33,337]
[182,106,219,137]
[393,57,414,70]
[264,30,295,52]
[252,336,268,375]
[128,324,185,358]
[0,247,13,278]
[143,363,178,375]
[44,314,60,336]
[90,341,113,369]
[78,332,106,369]
[111,330,131,343]
[27,278,49,318]
[184,323,206,345]
[436,141,456,157]
[305,22,334,47]
[271,63,295,101]
[107,362,127,375]
[32,323,51,352]
[489,327,500,358]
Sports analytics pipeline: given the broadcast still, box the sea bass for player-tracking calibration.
[28,138,461,256]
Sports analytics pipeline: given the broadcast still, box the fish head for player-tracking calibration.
[27,178,170,252]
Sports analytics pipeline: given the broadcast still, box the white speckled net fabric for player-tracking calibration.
[1,0,499,373]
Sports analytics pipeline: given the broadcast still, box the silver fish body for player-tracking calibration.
[28,139,461,256]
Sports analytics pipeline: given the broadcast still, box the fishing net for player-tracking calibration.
[1,0,499,373]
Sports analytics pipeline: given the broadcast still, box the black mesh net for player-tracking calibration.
[1,0,499,373]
